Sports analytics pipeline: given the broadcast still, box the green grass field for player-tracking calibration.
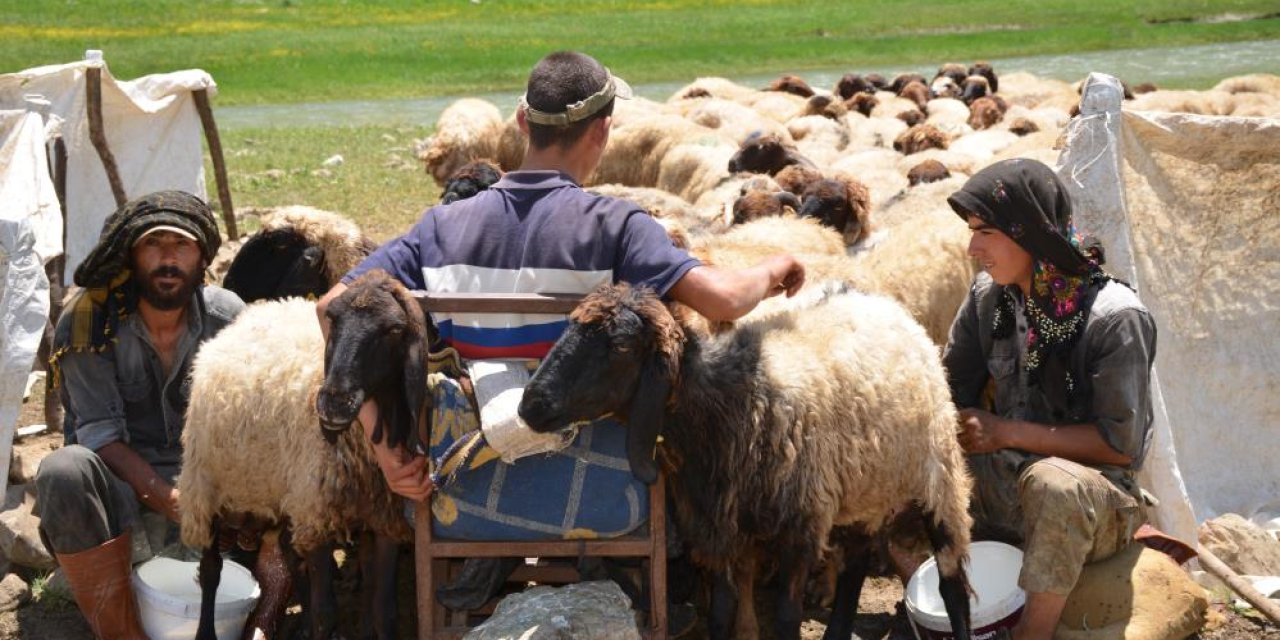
[5,0,1279,106]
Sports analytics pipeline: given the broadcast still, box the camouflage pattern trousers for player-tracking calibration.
[968,452,1147,595]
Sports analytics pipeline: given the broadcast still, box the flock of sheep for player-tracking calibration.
[170,64,1280,638]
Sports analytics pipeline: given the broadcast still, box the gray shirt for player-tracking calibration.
[55,285,244,467]
[942,272,1157,475]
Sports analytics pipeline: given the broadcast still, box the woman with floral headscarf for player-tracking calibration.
[942,159,1166,639]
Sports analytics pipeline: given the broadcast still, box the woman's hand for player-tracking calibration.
[957,407,1008,454]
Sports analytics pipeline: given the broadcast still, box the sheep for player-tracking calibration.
[799,94,848,121]
[1006,115,1040,136]
[764,74,815,98]
[844,92,878,117]
[774,163,823,196]
[846,112,908,151]
[681,97,795,145]
[870,91,924,121]
[786,114,851,167]
[748,91,811,123]
[588,113,719,187]
[925,97,973,129]
[829,148,908,209]
[419,98,506,187]
[931,75,962,100]
[935,63,969,86]
[898,80,932,111]
[518,283,974,640]
[960,74,993,105]
[907,158,952,186]
[834,73,875,99]
[896,107,927,127]
[221,206,377,304]
[894,123,949,155]
[864,72,889,91]
[440,158,503,204]
[967,95,1005,130]
[669,77,761,104]
[656,140,741,203]
[732,189,802,225]
[968,61,999,94]
[727,131,816,175]
[180,285,415,640]
[797,175,872,247]
[1212,73,1280,98]
[998,72,1076,111]
[890,73,928,95]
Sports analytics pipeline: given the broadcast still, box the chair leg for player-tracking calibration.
[650,474,668,639]
[415,499,434,640]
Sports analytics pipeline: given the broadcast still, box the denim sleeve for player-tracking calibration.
[1087,307,1157,464]
[942,283,990,409]
[57,348,128,452]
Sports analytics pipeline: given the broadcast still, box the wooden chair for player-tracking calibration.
[414,292,668,640]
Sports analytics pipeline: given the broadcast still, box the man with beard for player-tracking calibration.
[36,191,244,639]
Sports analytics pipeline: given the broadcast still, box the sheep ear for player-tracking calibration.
[402,329,429,455]
[625,353,670,485]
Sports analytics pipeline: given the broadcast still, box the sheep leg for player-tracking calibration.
[773,551,811,640]
[732,553,759,640]
[305,542,340,640]
[707,570,739,640]
[196,538,223,640]
[242,529,295,640]
[924,515,972,640]
[821,533,873,640]
[357,533,400,640]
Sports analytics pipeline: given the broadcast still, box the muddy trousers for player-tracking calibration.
[969,455,1146,596]
[33,444,175,558]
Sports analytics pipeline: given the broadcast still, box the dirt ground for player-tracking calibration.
[3,382,1278,640]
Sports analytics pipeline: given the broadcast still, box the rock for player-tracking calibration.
[321,154,344,167]
[1199,513,1280,576]
[463,580,642,640]
[1057,544,1208,640]
[0,505,55,570]
[8,447,43,485]
[0,574,29,612]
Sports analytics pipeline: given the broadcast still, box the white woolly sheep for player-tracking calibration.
[419,98,506,187]
[518,283,974,640]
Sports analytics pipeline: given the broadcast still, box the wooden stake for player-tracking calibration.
[192,88,237,240]
[1197,543,1280,625]
[85,67,127,207]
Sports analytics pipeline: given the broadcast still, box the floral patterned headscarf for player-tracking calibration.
[947,159,1110,391]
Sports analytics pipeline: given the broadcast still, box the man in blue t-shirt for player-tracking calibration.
[317,51,805,501]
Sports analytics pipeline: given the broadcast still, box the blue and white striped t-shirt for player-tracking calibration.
[344,171,699,359]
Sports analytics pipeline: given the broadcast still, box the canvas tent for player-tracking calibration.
[0,56,231,495]
[1057,73,1280,544]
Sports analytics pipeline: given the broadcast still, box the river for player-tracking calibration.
[214,39,1280,131]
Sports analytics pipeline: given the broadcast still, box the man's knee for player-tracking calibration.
[1018,458,1091,514]
[35,445,101,495]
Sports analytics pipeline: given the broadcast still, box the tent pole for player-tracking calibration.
[192,88,237,240]
[85,67,127,207]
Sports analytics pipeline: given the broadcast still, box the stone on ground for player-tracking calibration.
[463,580,642,640]
[1199,513,1280,577]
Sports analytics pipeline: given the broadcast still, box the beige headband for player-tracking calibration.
[520,69,634,126]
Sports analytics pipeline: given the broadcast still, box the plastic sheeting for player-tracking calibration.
[0,110,54,495]
[1058,72,1280,539]
[0,58,214,281]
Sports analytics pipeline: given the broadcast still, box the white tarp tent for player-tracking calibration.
[0,57,216,282]
[1058,73,1280,544]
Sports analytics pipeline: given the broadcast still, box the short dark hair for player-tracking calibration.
[524,51,615,150]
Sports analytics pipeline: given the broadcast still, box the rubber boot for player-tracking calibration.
[55,532,149,640]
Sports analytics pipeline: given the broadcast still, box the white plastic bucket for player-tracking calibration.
[905,541,1025,640]
[132,557,260,640]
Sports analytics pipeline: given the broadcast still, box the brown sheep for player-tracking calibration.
[864,72,889,91]
[968,61,999,93]
[894,123,949,155]
[727,131,816,175]
[967,96,1005,130]
[906,159,951,186]
[798,176,873,246]
[899,80,931,111]
[835,73,874,99]
[765,74,815,98]
[681,86,713,99]
[774,164,823,196]
[731,189,802,225]
[844,92,879,117]
[936,63,969,86]
[896,108,927,127]
[801,94,848,120]
[890,72,928,95]
[1006,116,1040,136]
[1132,82,1158,95]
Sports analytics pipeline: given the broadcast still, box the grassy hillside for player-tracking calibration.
[4,0,1278,105]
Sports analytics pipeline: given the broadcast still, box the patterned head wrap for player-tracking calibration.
[74,190,220,288]
[51,191,220,389]
[948,159,1113,396]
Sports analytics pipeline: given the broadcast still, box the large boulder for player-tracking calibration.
[1057,543,1208,640]
[463,580,642,640]
[1199,513,1280,577]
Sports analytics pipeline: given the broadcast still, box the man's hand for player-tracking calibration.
[957,407,1008,454]
[763,254,805,298]
[374,443,435,502]
[162,486,181,524]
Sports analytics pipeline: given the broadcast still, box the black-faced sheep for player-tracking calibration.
[765,74,815,98]
[518,283,974,640]
[221,206,377,304]
[180,277,416,640]
[441,158,503,204]
[834,73,875,99]
[732,189,802,225]
[894,123,950,155]
[797,176,872,247]
[968,61,999,93]
[960,75,992,105]
[907,158,952,186]
[727,131,816,175]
